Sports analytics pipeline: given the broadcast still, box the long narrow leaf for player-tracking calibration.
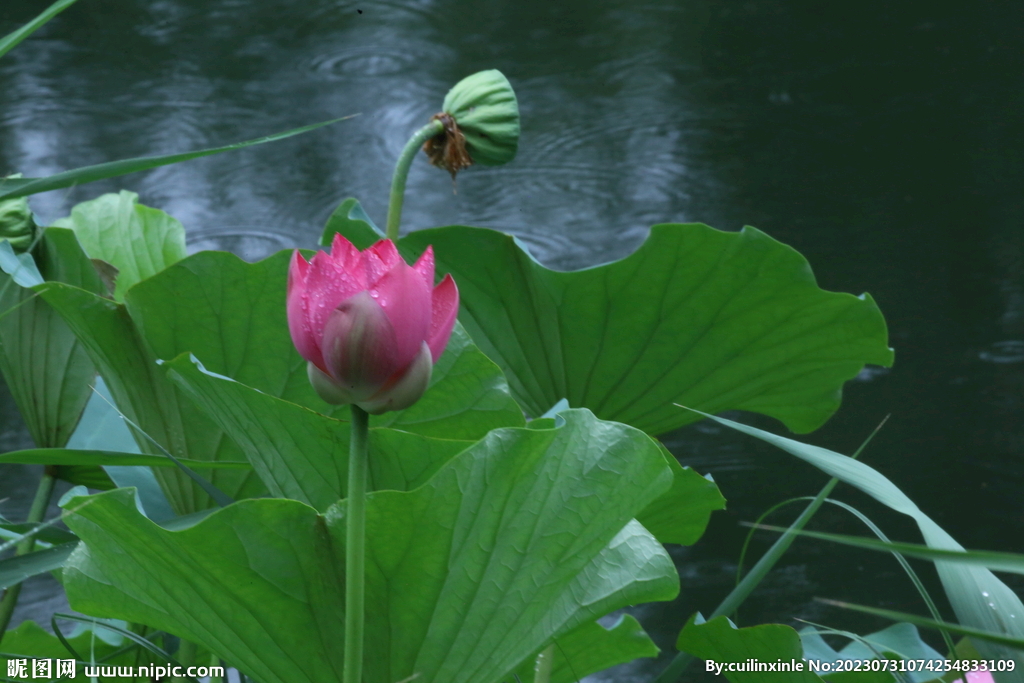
[0,523,77,545]
[0,494,98,557]
[0,448,250,469]
[0,116,356,201]
[0,543,77,589]
[750,523,1024,576]
[818,600,1024,651]
[0,0,78,60]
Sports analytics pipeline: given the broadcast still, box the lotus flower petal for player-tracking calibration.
[363,238,402,284]
[287,250,320,368]
[428,274,459,362]
[412,245,436,290]
[370,259,432,370]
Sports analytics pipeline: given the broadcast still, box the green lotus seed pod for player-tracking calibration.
[442,69,520,166]
[423,69,520,179]
[0,174,38,252]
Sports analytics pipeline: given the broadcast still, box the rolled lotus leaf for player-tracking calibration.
[0,174,38,252]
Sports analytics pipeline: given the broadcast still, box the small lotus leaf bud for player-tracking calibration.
[424,69,520,179]
[0,174,38,252]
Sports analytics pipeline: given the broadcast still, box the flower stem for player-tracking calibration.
[0,469,57,644]
[385,119,444,241]
[344,405,370,683]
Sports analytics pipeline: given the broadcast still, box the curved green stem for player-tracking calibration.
[385,119,444,241]
[0,469,57,644]
[344,405,370,683]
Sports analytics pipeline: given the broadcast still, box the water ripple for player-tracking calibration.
[979,340,1024,364]
[187,230,296,262]
[308,47,415,79]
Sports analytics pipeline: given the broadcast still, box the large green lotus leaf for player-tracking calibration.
[126,248,524,440]
[677,615,826,682]
[410,225,893,434]
[34,280,262,513]
[124,249,311,404]
[52,191,187,302]
[162,353,470,509]
[62,409,677,683]
[0,229,101,448]
[324,205,893,434]
[698,410,1024,683]
[638,443,725,545]
[509,615,660,683]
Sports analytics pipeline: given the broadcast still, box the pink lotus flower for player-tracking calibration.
[287,234,458,414]
[953,672,996,683]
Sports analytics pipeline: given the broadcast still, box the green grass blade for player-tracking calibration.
[0,447,250,469]
[818,599,1024,651]
[0,523,77,545]
[0,0,78,60]
[749,523,1024,576]
[0,543,77,589]
[0,115,356,201]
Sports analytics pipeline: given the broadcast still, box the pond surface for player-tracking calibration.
[2,0,1023,680]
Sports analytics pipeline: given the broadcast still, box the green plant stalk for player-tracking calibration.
[344,405,370,683]
[0,0,79,61]
[0,468,57,643]
[654,417,887,683]
[385,119,444,241]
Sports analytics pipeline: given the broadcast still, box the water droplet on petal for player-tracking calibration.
[982,591,990,597]
[989,602,997,608]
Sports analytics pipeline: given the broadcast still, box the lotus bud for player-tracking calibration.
[0,174,38,252]
[287,234,459,414]
[423,69,520,179]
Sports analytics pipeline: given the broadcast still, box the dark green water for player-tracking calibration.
[2,1,1022,680]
